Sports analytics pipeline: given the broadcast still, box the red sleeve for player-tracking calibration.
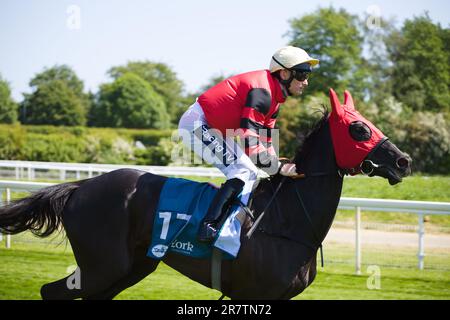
[238,88,279,170]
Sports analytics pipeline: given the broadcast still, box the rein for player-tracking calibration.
[246,171,339,268]
[292,182,324,267]
[246,146,384,267]
[245,176,287,239]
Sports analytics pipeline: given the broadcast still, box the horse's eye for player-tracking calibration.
[349,121,372,141]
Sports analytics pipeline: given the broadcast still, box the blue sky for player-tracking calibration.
[1,0,449,101]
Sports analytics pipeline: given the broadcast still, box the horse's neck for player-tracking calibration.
[254,121,343,250]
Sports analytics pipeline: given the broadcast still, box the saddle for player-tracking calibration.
[146,177,255,261]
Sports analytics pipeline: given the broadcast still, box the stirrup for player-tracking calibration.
[197,222,218,243]
[233,199,255,222]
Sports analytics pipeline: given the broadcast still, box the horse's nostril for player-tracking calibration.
[397,157,409,168]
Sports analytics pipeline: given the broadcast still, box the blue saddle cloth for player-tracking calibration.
[146,177,241,260]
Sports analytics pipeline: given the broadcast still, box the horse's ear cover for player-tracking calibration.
[329,88,345,119]
[328,88,385,174]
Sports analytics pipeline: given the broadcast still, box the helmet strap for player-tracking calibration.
[271,56,296,96]
[274,71,295,96]
[281,74,295,96]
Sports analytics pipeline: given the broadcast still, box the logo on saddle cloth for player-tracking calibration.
[147,177,242,260]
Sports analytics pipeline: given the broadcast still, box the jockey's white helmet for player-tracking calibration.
[269,46,319,73]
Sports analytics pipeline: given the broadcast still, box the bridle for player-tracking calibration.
[339,137,389,177]
[243,137,390,267]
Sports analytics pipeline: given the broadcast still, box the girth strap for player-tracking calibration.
[210,172,330,297]
[210,200,253,297]
[211,248,222,292]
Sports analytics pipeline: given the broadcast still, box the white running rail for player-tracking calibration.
[0,160,223,179]
[0,180,449,272]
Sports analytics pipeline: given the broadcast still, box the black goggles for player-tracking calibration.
[292,70,310,81]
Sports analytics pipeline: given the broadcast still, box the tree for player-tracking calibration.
[0,75,18,123]
[387,14,449,112]
[108,61,184,126]
[401,111,450,173]
[287,7,370,100]
[20,65,90,125]
[90,73,170,129]
[361,15,398,105]
[20,80,87,126]
[276,93,329,157]
[30,65,85,96]
[28,64,91,110]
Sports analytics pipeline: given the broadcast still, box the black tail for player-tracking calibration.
[0,180,84,237]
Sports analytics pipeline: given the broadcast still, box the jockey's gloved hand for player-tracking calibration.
[279,163,298,176]
[277,158,298,177]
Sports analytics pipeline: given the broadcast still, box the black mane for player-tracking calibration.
[293,107,330,168]
[254,107,330,193]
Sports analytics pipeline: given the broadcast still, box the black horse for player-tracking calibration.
[0,90,411,299]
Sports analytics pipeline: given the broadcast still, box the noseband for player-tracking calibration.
[339,137,389,177]
[245,138,389,268]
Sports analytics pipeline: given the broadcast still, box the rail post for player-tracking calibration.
[5,188,11,249]
[60,170,66,181]
[418,213,425,270]
[355,206,361,275]
[0,189,3,242]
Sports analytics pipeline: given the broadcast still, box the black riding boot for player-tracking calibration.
[197,178,245,243]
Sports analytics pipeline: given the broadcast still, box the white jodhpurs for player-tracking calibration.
[178,101,258,205]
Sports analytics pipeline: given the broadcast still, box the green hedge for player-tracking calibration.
[1,113,449,173]
[0,124,174,165]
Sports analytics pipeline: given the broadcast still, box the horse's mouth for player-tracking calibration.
[388,176,402,185]
[387,169,403,185]
[367,166,403,185]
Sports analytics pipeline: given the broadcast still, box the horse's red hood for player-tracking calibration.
[328,88,385,174]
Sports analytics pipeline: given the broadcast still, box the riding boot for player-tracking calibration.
[197,178,245,243]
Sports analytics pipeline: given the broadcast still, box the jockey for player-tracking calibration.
[178,46,319,243]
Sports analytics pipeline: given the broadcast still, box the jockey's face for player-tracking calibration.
[289,74,308,96]
[280,69,309,96]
